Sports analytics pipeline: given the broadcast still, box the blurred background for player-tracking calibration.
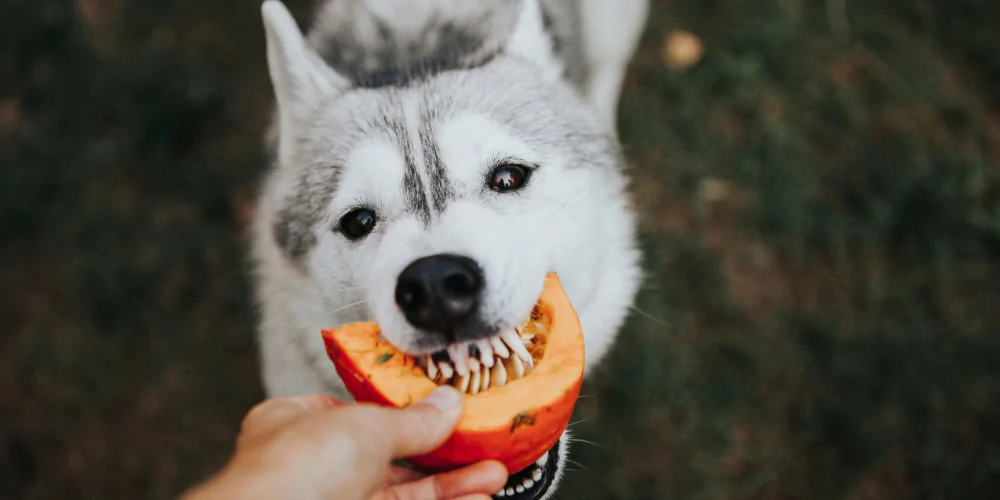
[2,0,999,498]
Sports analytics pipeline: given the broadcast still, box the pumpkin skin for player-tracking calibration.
[321,273,585,474]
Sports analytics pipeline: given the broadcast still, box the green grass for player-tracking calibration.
[1,0,998,498]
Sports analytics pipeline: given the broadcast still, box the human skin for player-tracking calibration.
[182,387,508,500]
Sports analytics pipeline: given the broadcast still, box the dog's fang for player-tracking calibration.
[536,453,549,467]
[491,361,507,387]
[470,370,481,395]
[477,340,495,368]
[457,373,470,393]
[490,337,510,359]
[480,363,490,391]
[532,468,543,481]
[509,355,525,380]
[438,361,454,380]
[426,356,438,380]
[503,331,533,370]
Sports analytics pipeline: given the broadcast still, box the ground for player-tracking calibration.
[1,0,999,498]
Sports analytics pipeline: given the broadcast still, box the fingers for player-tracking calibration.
[375,461,508,500]
[379,387,465,457]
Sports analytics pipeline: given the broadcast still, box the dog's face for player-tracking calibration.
[302,71,617,355]
[262,1,625,497]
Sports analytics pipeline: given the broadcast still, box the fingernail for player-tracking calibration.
[420,386,461,413]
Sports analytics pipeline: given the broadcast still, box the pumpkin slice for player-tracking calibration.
[321,273,584,474]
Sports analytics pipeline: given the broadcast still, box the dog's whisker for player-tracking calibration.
[564,458,599,480]
[325,300,368,316]
[567,437,612,453]
[565,417,598,429]
[629,305,669,326]
[298,300,369,331]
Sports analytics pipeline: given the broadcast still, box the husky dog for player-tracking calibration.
[252,0,647,497]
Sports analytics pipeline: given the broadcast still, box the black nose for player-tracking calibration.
[395,254,484,333]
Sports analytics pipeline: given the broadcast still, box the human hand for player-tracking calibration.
[183,387,507,500]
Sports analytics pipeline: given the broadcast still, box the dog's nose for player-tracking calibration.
[395,254,484,333]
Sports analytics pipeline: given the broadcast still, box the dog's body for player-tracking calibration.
[252,0,647,497]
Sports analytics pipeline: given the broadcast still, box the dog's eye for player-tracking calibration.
[488,165,531,193]
[338,208,377,240]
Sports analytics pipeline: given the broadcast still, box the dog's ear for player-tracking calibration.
[505,0,563,82]
[262,0,349,165]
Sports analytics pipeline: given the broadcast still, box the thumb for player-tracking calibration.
[376,386,465,458]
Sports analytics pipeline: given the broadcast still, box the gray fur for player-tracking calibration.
[307,0,588,90]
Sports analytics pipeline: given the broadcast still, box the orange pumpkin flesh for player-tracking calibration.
[321,273,584,474]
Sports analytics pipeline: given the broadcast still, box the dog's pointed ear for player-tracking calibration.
[505,0,563,81]
[262,0,348,163]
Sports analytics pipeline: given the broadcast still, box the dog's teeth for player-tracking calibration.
[469,356,481,373]
[505,329,534,369]
[500,329,520,347]
[509,355,525,380]
[532,468,543,481]
[455,362,470,379]
[477,340,495,367]
[449,344,470,378]
[426,356,438,380]
[515,485,525,493]
[491,361,507,387]
[536,453,549,467]
[470,370,481,395]
[521,331,535,341]
[481,363,491,391]
[438,361,454,380]
[505,487,515,496]
[496,488,507,497]
[457,373,470,393]
[523,478,535,489]
[490,336,511,359]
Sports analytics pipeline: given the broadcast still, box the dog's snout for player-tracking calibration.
[395,254,484,333]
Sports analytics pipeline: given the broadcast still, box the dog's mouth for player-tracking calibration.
[411,304,561,499]
[414,305,547,394]
[494,440,560,499]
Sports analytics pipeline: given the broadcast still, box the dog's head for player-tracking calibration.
[261,1,628,497]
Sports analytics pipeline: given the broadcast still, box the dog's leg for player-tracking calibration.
[578,0,649,130]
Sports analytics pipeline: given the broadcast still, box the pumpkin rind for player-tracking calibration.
[321,273,584,474]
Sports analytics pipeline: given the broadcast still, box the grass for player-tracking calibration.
[1,0,998,498]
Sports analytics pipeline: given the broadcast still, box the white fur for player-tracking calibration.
[253,0,648,496]
[506,0,563,82]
